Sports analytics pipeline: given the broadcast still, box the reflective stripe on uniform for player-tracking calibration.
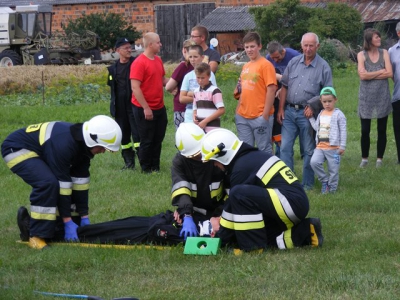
[256,156,286,186]
[71,177,90,191]
[59,181,73,195]
[210,181,224,200]
[171,181,197,199]
[121,142,133,150]
[267,188,300,229]
[193,207,207,215]
[3,149,39,169]
[220,210,264,231]
[39,122,56,145]
[31,205,57,221]
[133,142,140,148]
[276,229,294,249]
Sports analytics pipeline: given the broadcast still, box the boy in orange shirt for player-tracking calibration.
[235,32,277,154]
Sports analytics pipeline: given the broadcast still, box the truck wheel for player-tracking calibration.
[0,50,22,67]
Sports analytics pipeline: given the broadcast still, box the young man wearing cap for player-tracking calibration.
[309,87,347,194]
[107,38,140,170]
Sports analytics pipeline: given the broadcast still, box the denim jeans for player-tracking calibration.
[310,149,340,191]
[280,106,315,188]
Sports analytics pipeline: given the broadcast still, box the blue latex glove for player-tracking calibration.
[80,217,90,227]
[64,220,79,241]
[180,216,198,240]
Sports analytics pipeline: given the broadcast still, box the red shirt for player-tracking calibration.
[130,54,165,110]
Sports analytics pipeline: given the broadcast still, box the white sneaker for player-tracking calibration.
[376,160,382,168]
[359,160,368,168]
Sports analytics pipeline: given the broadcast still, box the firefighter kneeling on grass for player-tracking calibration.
[201,128,323,251]
[1,115,122,250]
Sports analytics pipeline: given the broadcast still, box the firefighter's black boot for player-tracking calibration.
[17,206,30,241]
[121,148,135,170]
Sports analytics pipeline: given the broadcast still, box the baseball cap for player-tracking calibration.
[115,37,133,49]
[320,87,337,98]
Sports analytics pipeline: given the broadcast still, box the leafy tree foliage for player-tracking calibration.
[249,0,363,49]
[249,0,311,49]
[308,3,363,46]
[62,12,141,51]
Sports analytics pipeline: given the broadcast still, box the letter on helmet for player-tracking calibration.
[201,128,243,165]
[82,115,122,152]
[175,123,205,157]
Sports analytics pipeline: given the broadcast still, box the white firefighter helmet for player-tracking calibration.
[175,123,205,157]
[82,115,122,152]
[201,128,243,165]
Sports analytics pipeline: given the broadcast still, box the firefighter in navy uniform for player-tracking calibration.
[171,123,227,240]
[15,123,222,246]
[108,37,140,170]
[201,128,323,251]
[2,115,122,250]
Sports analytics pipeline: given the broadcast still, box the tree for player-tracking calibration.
[249,0,311,49]
[62,12,141,51]
[249,0,363,49]
[308,3,363,46]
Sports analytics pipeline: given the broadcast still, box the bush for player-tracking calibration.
[318,39,351,69]
[62,12,141,51]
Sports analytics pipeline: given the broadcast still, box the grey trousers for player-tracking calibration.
[235,114,274,154]
[310,148,341,191]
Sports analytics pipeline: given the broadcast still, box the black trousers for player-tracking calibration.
[115,96,140,150]
[360,116,388,159]
[218,184,310,251]
[392,101,400,162]
[132,105,168,172]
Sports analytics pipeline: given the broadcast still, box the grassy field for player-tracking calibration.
[0,64,400,300]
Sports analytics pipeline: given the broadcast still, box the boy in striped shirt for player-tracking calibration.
[192,63,225,132]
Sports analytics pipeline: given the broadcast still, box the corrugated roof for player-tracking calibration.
[349,0,400,23]
[199,6,256,33]
[198,3,328,33]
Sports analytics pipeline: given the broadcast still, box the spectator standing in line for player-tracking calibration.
[165,39,196,129]
[193,63,225,132]
[180,45,217,124]
[130,32,169,173]
[266,41,301,79]
[107,38,140,170]
[190,25,221,73]
[309,87,347,194]
[277,32,332,191]
[357,28,392,168]
[389,24,400,164]
[266,41,301,156]
[235,31,277,154]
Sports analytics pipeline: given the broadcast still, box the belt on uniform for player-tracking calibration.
[287,103,306,109]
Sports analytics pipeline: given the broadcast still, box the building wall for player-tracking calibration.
[52,0,346,34]
[52,2,155,34]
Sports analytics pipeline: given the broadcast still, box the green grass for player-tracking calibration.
[1,64,400,299]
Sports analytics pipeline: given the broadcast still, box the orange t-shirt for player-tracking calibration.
[237,58,277,118]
